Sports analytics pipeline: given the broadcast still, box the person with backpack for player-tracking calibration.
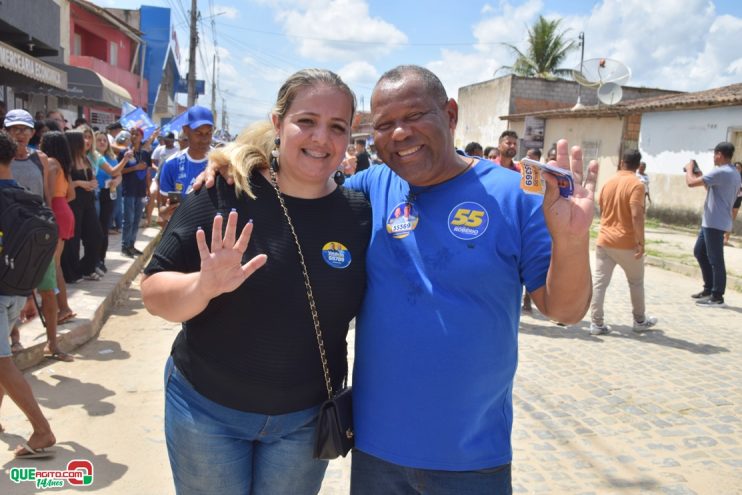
[6,109,72,362]
[0,129,57,458]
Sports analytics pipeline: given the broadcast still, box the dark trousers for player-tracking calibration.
[351,449,512,495]
[693,227,726,297]
[98,188,114,261]
[62,192,103,281]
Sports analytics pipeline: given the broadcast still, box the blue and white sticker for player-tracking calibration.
[386,202,420,239]
[448,202,489,240]
[322,242,352,269]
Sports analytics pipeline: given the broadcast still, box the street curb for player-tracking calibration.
[645,255,742,293]
[12,229,162,371]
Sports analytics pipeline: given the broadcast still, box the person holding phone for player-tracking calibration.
[158,106,214,224]
[118,127,152,257]
[686,144,741,307]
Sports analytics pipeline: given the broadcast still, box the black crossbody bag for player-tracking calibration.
[268,169,354,460]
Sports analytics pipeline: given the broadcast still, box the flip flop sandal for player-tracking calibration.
[57,312,77,325]
[45,351,74,362]
[15,442,55,459]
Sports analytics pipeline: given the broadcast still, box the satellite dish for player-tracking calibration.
[572,58,631,87]
[597,82,623,105]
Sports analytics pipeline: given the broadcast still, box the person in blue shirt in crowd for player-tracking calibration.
[157,106,214,225]
[343,65,597,495]
[117,127,152,257]
[197,64,597,494]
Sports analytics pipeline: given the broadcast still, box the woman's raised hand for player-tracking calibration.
[195,210,267,299]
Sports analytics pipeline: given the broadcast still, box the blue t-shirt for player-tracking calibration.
[158,150,208,197]
[345,161,551,470]
[118,148,152,197]
[96,155,117,188]
[702,163,742,231]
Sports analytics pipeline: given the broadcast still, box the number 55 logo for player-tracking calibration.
[448,202,489,240]
[451,208,485,227]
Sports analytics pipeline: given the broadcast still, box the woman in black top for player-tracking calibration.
[60,130,103,282]
[142,69,370,495]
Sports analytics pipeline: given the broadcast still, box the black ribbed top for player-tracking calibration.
[145,173,370,414]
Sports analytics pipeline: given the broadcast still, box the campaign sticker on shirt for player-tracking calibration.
[386,202,420,239]
[322,242,352,269]
[448,202,489,240]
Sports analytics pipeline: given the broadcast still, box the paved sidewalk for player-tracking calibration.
[642,224,742,292]
[11,224,161,370]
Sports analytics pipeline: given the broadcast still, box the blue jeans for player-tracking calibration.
[350,449,512,495]
[694,227,726,297]
[164,357,328,495]
[0,295,25,358]
[122,195,145,249]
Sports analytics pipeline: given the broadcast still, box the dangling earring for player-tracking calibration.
[271,136,280,172]
[333,169,345,185]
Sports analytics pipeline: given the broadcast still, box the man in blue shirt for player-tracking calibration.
[196,65,597,494]
[686,142,742,307]
[158,105,214,224]
[345,65,596,494]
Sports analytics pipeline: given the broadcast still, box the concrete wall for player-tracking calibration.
[639,106,742,231]
[456,76,513,149]
[456,75,678,151]
[542,116,624,196]
[639,106,742,175]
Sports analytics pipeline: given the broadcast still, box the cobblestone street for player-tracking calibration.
[2,253,739,494]
[321,264,742,495]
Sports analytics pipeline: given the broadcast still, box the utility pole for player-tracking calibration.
[187,0,198,107]
[211,54,216,118]
[221,97,228,134]
[573,32,586,110]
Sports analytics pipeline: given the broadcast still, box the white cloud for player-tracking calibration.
[338,61,379,87]
[427,0,742,99]
[213,5,239,19]
[265,0,407,62]
[426,0,546,97]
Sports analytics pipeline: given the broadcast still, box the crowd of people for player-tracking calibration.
[0,104,215,459]
[0,64,740,494]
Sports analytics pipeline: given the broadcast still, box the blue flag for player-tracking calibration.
[121,101,137,117]
[161,111,189,136]
[120,107,157,141]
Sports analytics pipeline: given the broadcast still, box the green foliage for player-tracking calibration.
[502,16,577,79]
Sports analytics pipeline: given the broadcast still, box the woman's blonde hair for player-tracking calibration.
[211,68,356,199]
[94,131,114,159]
[76,123,102,163]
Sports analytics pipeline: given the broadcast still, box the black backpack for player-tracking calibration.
[0,186,59,296]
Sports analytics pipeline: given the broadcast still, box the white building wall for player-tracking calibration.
[639,106,742,175]
[639,107,742,213]
[456,77,512,149]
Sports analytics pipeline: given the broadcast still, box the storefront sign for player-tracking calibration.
[0,41,66,90]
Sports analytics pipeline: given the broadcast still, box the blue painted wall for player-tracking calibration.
[139,5,180,115]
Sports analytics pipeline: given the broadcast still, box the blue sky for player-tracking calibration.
[95,0,742,132]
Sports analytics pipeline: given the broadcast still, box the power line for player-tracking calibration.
[218,25,506,47]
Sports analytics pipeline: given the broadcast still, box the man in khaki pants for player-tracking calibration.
[590,149,657,335]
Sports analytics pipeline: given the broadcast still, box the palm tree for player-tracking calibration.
[502,16,577,79]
